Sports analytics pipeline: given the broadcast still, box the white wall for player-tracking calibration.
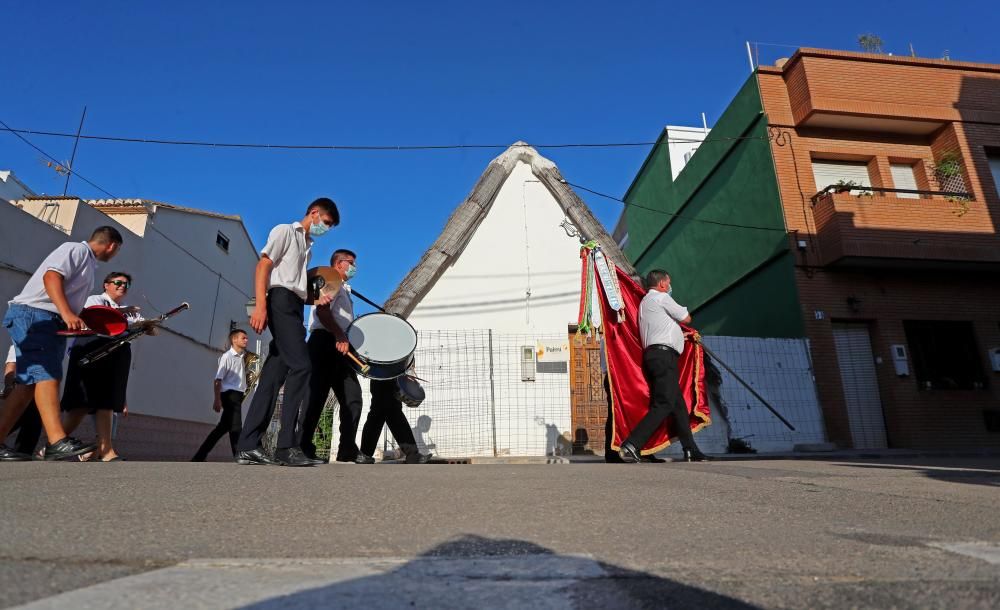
[347,161,586,457]
[0,171,34,204]
[407,161,583,335]
[1,200,266,427]
[665,125,710,180]
[657,336,826,455]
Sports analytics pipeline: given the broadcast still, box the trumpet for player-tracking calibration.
[244,350,261,399]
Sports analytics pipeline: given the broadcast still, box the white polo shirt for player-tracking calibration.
[638,290,689,355]
[215,348,246,393]
[308,284,354,333]
[10,241,97,314]
[85,292,144,323]
[261,222,312,301]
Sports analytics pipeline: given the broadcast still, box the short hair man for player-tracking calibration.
[618,270,709,463]
[237,198,338,467]
[300,249,362,462]
[0,226,124,461]
[192,328,250,461]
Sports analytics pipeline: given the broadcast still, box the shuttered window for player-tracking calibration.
[812,160,872,193]
[890,163,919,198]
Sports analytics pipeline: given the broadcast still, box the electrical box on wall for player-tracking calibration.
[989,347,1000,372]
[890,344,909,377]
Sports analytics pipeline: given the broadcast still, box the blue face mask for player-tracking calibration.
[346,264,357,279]
[309,222,330,237]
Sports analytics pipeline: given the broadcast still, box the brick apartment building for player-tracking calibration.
[622,49,1000,450]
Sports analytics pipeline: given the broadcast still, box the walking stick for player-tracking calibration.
[694,337,796,431]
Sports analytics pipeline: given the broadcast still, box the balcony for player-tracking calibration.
[809,186,1000,269]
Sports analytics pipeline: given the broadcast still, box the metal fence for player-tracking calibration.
[263,331,829,459]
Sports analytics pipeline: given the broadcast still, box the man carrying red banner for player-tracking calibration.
[617,269,710,463]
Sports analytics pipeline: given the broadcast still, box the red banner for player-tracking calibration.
[595,266,711,454]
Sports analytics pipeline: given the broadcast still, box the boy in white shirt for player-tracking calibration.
[0,227,123,461]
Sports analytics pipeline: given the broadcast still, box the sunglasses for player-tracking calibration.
[108,280,131,288]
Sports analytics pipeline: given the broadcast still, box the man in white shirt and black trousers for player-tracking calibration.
[191,328,250,461]
[238,198,339,467]
[618,269,710,463]
[300,249,364,463]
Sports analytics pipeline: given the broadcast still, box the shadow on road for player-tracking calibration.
[836,460,1000,488]
[237,535,758,609]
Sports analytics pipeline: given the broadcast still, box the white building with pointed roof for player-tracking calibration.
[362,143,633,458]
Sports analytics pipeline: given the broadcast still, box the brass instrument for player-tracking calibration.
[244,350,261,399]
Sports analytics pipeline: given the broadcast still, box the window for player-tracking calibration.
[903,321,986,390]
[811,160,872,193]
[988,153,1000,199]
[889,163,919,198]
[216,231,230,253]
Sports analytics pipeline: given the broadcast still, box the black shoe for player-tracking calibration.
[235,448,278,465]
[405,452,432,464]
[274,447,315,467]
[683,448,712,462]
[354,453,376,464]
[0,444,32,462]
[43,437,97,461]
[641,455,666,463]
[618,442,641,463]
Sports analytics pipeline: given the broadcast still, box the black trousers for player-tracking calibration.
[360,379,419,457]
[238,288,312,452]
[192,390,244,460]
[301,329,362,460]
[603,374,624,463]
[9,401,42,455]
[624,347,698,453]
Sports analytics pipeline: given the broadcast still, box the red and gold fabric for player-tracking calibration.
[594,263,711,454]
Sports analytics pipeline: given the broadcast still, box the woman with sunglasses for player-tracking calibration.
[60,272,143,461]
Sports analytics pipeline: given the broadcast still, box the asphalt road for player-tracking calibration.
[1,457,998,609]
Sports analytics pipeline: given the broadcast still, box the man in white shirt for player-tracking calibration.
[0,226,123,462]
[619,269,709,463]
[238,198,339,467]
[192,328,249,461]
[300,249,363,463]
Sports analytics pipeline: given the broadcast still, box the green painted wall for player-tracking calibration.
[623,75,804,338]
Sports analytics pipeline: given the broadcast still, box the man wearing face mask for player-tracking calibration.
[300,249,362,463]
[237,198,339,467]
[618,269,710,463]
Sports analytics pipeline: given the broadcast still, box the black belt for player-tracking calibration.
[644,344,679,356]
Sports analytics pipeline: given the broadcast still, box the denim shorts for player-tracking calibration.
[2,303,66,384]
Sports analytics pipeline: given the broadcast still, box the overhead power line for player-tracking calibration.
[563,180,787,233]
[0,125,767,151]
[1,116,784,234]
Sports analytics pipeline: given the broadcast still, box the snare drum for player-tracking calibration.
[346,312,417,380]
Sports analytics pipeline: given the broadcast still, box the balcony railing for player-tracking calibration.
[810,185,971,206]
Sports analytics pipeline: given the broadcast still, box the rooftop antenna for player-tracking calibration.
[745,41,755,73]
[701,112,709,135]
[63,106,87,196]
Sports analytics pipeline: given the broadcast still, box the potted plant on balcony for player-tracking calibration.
[932,151,971,216]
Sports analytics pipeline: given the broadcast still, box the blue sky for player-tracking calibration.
[3,1,997,304]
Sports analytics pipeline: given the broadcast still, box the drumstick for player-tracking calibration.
[345,352,371,375]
